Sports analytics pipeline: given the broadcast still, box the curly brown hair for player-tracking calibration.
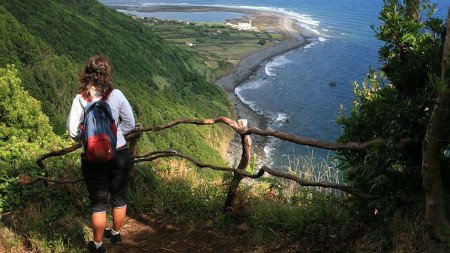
[79,55,115,101]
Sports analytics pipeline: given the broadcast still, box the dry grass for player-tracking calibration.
[0,226,30,253]
[280,150,343,196]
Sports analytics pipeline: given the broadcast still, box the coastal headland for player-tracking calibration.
[110,4,307,164]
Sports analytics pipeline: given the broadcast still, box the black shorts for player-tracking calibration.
[81,147,131,213]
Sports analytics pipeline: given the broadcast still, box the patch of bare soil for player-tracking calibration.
[107,213,307,253]
[107,213,254,253]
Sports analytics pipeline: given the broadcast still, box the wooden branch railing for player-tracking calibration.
[133,150,263,178]
[129,117,383,150]
[223,119,252,211]
[32,149,379,199]
[32,116,384,209]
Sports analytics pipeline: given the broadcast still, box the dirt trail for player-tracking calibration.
[107,213,262,253]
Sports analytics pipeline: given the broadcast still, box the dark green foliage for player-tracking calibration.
[0,0,232,165]
[338,0,446,214]
[338,72,425,213]
[375,0,445,97]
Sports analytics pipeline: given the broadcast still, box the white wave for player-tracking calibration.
[264,65,276,77]
[234,79,268,113]
[275,113,289,123]
[304,41,319,49]
[264,55,291,77]
[236,79,266,90]
[141,2,190,6]
[263,138,277,165]
[318,37,327,42]
[235,89,258,111]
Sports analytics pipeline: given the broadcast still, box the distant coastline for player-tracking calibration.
[109,4,307,165]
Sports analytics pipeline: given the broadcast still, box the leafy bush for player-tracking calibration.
[337,0,446,214]
[0,65,67,211]
[375,0,445,97]
[338,71,424,213]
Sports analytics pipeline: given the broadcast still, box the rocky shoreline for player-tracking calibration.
[216,37,306,166]
[213,11,307,166]
[109,4,307,166]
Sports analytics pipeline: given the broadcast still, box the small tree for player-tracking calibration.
[338,0,448,229]
[377,0,444,97]
[421,6,450,241]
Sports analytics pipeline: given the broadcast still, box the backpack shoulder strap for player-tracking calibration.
[86,101,115,124]
[101,88,115,101]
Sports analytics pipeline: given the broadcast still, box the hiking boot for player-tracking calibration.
[87,241,106,253]
[104,229,122,244]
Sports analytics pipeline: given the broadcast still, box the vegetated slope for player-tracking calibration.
[0,0,232,164]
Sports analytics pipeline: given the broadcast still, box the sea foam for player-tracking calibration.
[235,79,268,114]
[264,55,291,77]
[275,113,289,123]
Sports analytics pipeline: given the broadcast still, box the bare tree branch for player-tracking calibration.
[36,142,81,169]
[31,148,381,199]
[34,117,387,198]
[132,150,380,199]
[35,117,398,170]
[244,127,384,150]
[259,166,380,199]
[127,117,384,150]
[132,150,263,178]
[129,117,240,134]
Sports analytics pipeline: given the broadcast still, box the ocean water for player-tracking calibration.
[116,9,246,22]
[100,0,449,168]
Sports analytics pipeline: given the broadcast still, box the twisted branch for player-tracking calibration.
[36,142,81,169]
[37,116,383,169]
[127,117,383,151]
[132,150,264,178]
[133,151,379,199]
[244,128,384,150]
[29,149,380,199]
[32,117,386,198]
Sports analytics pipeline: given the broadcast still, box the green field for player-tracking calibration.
[142,18,288,79]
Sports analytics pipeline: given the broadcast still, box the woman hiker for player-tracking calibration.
[67,55,136,252]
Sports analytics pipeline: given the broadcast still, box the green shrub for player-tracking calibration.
[337,0,446,215]
[0,65,67,211]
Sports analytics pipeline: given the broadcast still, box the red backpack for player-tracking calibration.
[81,100,117,162]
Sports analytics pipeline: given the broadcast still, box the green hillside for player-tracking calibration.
[0,0,232,164]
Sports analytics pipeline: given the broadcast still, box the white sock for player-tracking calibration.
[111,229,120,235]
[94,241,103,249]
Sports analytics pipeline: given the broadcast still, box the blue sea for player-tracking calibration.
[101,0,449,168]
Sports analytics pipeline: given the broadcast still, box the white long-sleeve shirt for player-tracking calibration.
[67,89,135,148]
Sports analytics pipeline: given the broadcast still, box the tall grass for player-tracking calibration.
[280,149,343,196]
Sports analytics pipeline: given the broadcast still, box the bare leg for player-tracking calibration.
[112,206,127,232]
[91,212,107,243]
